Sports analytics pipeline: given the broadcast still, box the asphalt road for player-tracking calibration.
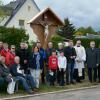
[6,87,100,100]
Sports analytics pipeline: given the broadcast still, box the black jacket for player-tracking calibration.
[64,46,76,63]
[16,48,30,70]
[0,63,10,77]
[86,48,99,68]
[10,63,24,77]
[97,49,100,64]
[29,52,44,70]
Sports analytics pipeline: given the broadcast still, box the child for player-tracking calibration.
[48,50,58,86]
[58,51,67,86]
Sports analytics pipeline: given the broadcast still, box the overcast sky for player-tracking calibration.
[3,0,100,31]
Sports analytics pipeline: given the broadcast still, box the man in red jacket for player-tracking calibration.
[1,43,9,57]
[6,45,16,67]
[48,50,58,86]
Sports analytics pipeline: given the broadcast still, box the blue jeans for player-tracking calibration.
[66,62,75,83]
[15,75,35,92]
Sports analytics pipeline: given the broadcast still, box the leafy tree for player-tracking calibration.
[85,26,96,34]
[0,0,4,17]
[0,26,29,47]
[57,18,76,39]
[76,26,96,35]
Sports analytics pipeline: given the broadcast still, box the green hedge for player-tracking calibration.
[73,38,100,48]
[0,26,29,47]
[51,35,100,48]
[51,35,64,48]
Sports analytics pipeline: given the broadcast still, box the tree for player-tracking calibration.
[76,26,96,35]
[57,18,76,39]
[0,0,4,17]
[85,26,96,34]
[0,26,29,47]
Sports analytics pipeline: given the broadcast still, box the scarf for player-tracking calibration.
[34,53,40,70]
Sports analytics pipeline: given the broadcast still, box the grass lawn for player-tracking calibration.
[0,81,100,99]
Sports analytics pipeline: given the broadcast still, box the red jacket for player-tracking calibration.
[6,51,16,67]
[49,56,58,70]
[0,47,3,55]
[1,49,15,67]
[0,49,10,57]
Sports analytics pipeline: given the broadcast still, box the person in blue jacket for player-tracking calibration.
[36,42,46,84]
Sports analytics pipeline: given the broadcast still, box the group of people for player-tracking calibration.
[0,40,100,94]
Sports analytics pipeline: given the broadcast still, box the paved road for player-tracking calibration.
[8,87,100,100]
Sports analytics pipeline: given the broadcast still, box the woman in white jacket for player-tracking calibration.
[58,51,67,86]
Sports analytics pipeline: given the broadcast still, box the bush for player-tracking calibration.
[51,35,100,48]
[0,26,29,47]
[73,38,100,48]
[51,35,64,48]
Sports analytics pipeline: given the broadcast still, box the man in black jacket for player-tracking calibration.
[64,40,76,84]
[86,41,99,83]
[16,42,30,74]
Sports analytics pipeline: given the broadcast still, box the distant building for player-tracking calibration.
[0,0,40,41]
[75,33,100,39]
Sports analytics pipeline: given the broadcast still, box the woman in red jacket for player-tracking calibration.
[48,50,58,86]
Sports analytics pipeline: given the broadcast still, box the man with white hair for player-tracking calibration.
[74,40,86,82]
[57,43,64,56]
[86,41,99,83]
[0,56,15,94]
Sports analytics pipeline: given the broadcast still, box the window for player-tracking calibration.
[28,5,31,11]
[19,20,25,29]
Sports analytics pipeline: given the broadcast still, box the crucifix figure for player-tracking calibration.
[28,7,63,49]
[39,15,53,40]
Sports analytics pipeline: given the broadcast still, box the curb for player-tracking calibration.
[1,85,100,100]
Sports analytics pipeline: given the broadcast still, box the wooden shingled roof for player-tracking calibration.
[28,7,64,25]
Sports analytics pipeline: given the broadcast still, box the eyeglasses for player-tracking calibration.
[11,48,15,49]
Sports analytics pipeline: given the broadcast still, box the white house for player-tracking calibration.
[0,0,40,42]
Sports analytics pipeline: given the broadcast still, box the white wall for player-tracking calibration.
[6,0,40,42]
